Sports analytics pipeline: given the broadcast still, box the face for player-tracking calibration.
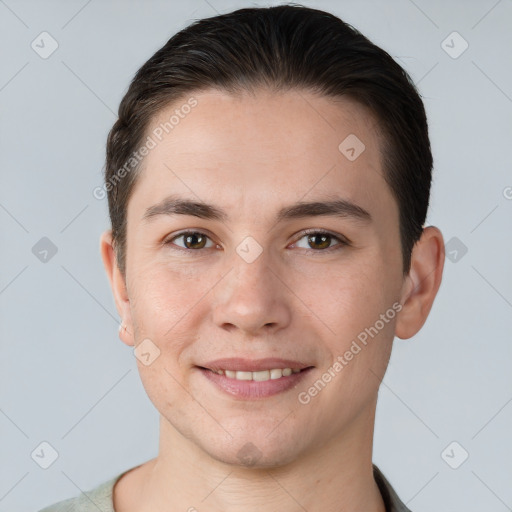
[110,88,410,467]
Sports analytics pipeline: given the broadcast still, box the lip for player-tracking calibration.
[197,359,314,400]
[198,357,312,372]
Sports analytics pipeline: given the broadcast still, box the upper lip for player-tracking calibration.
[198,358,313,372]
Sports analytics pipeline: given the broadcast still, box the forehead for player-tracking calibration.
[128,88,398,232]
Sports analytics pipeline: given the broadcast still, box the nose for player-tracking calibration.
[211,246,292,337]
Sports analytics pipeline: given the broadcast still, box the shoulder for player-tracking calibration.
[373,464,412,512]
[37,474,120,512]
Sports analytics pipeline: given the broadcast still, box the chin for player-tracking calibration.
[200,432,306,469]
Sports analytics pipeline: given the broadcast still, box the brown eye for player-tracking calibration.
[183,233,207,249]
[166,231,215,250]
[293,230,348,252]
[307,233,332,250]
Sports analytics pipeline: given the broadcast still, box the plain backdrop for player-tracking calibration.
[1,0,511,511]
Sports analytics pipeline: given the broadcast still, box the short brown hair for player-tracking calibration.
[105,4,432,277]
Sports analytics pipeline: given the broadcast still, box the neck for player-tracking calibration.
[129,404,386,512]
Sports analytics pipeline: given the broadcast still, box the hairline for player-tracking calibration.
[113,85,404,275]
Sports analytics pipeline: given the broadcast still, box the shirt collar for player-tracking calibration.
[373,464,412,512]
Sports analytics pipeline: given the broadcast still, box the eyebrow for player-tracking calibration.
[142,194,372,224]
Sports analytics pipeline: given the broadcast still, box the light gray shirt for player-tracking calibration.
[38,464,412,511]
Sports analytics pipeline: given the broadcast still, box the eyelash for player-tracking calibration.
[163,229,350,255]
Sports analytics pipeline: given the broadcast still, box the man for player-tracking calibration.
[40,4,444,511]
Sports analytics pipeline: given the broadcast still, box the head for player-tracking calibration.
[100,5,444,467]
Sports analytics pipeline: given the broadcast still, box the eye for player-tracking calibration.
[163,229,349,253]
[165,231,216,251]
[292,229,349,252]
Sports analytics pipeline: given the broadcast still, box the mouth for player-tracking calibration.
[198,366,308,381]
[195,358,314,399]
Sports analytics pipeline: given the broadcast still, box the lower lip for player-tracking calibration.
[198,367,313,400]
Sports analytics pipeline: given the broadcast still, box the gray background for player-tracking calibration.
[1,0,511,510]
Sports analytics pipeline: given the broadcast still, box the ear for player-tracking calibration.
[100,229,135,347]
[395,226,445,339]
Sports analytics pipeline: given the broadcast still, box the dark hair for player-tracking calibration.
[105,4,432,277]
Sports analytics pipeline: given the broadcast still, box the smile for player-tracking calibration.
[196,358,315,399]
[208,367,302,381]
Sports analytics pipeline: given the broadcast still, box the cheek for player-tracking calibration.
[129,260,200,328]
[128,267,197,408]
[303,259,398,391]
[135,356,196,436]
[127,261,219,367]
[292,255,390,340]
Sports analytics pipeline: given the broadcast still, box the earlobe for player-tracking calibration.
[99,230,135,347]
[395,226,445,340]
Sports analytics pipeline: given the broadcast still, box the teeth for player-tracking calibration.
[253,370,270,381]
[212,367,302,381]
[270,368,282,379]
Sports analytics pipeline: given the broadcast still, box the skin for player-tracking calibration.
[100,88,445,512]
